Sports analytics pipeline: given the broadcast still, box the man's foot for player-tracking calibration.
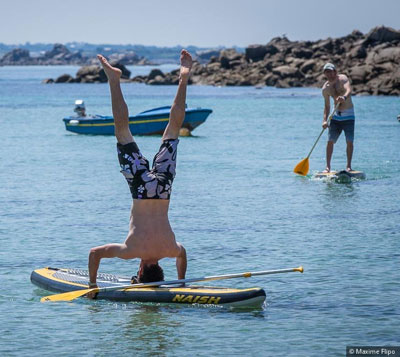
[179,49,192,79]
[322,168,330,173]
[346,167,353,172]
[97,54,122,82]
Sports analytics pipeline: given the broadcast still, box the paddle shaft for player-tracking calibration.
[305,102,340,159]
[41,266,303,302]
[98,266,304,292]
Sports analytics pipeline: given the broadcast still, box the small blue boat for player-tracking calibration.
[63,105,212,135]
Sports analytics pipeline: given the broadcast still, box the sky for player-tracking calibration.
[1,0,399,47]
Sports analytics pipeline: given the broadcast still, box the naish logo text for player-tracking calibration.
[172,294,221,304]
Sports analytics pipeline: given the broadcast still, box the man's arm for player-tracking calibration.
[322,88,331,129]
[337,75,352,103]
[175,243,187,280]
[88,243,133,285]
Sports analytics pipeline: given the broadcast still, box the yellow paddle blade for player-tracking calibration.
[40,287,98,302]
[293,158,309,176]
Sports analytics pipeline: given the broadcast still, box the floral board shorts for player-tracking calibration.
[117,139,179,199]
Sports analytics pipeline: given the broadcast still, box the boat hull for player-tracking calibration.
[31,267,266,309]
[63,107,212,135]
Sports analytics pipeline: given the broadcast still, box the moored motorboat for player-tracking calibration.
[63,105,212,135]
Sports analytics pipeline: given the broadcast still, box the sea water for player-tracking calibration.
[0,65,399,357]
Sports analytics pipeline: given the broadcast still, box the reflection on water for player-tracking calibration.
[322,181,357,201]
[85,302,182,356]
[123,305,182,356]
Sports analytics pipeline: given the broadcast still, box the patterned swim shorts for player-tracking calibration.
[117,139,179,199]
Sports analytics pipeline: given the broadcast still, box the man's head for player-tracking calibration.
[137,261,164,283]
[323,63,337,81]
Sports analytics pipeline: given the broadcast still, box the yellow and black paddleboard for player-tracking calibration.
[31,267,266,308]
[314,170,366,183]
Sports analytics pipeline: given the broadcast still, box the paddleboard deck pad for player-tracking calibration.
[314,170,366,183]
[31,267,266,308]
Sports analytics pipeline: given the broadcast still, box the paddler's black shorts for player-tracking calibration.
[117,139,178,199]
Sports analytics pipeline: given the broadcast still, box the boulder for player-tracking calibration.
[196,49,221,63]
[147,68,165,80]
[315,38,334,51]
[55,74,75,83]
[205,62,221,72]
[349,65,373,84]
[43,44,70,59]
[76,65,107,83]
[291,47,313,59]
[219,49,243,69]
[373,47,400,64]
[272,65,303,79]
[245,44,278,62]
[108,51,141,65]
[300,59,317,73]
[365,26,400,44]
[349,44,367,59]
[130,75,146,83]
[263,73,279,86]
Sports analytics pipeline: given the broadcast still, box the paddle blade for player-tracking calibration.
[41,288,96,302]
[293,158,309,176]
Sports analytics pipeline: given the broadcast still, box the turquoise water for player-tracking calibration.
[0,65,399,357]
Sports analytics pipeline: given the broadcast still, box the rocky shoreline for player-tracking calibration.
[42,26,399,95]
[0,43,151,66]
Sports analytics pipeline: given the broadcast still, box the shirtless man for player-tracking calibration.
[87,50,191,295]
[322,63,355,172]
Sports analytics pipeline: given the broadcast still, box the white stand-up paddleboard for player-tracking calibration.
[314,170,366,183]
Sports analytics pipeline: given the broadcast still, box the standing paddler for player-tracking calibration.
[86,50,193,298]
[321,62,355,173]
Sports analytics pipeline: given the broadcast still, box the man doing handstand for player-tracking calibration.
[87,50,192,294]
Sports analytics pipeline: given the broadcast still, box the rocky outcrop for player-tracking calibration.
[43,62,131,83]
[195,49,222,63]
[0,48,36,65]
[1,44,150,66]
[133,26,400,96]
[39,43,83,65]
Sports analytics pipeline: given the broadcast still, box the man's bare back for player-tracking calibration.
[125,201,180,261]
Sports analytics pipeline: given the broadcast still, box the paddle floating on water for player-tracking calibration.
[293,103,340,176]
[40,266,304,302]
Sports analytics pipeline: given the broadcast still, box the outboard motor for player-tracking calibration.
[74,99,86,117]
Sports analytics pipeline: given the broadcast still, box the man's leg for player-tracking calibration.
[326,120,341,172]
[98,55,133,145]
[162,50,193,141]
[346,141,353,171]
[326,141,334,172]
[343,120,355,171]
